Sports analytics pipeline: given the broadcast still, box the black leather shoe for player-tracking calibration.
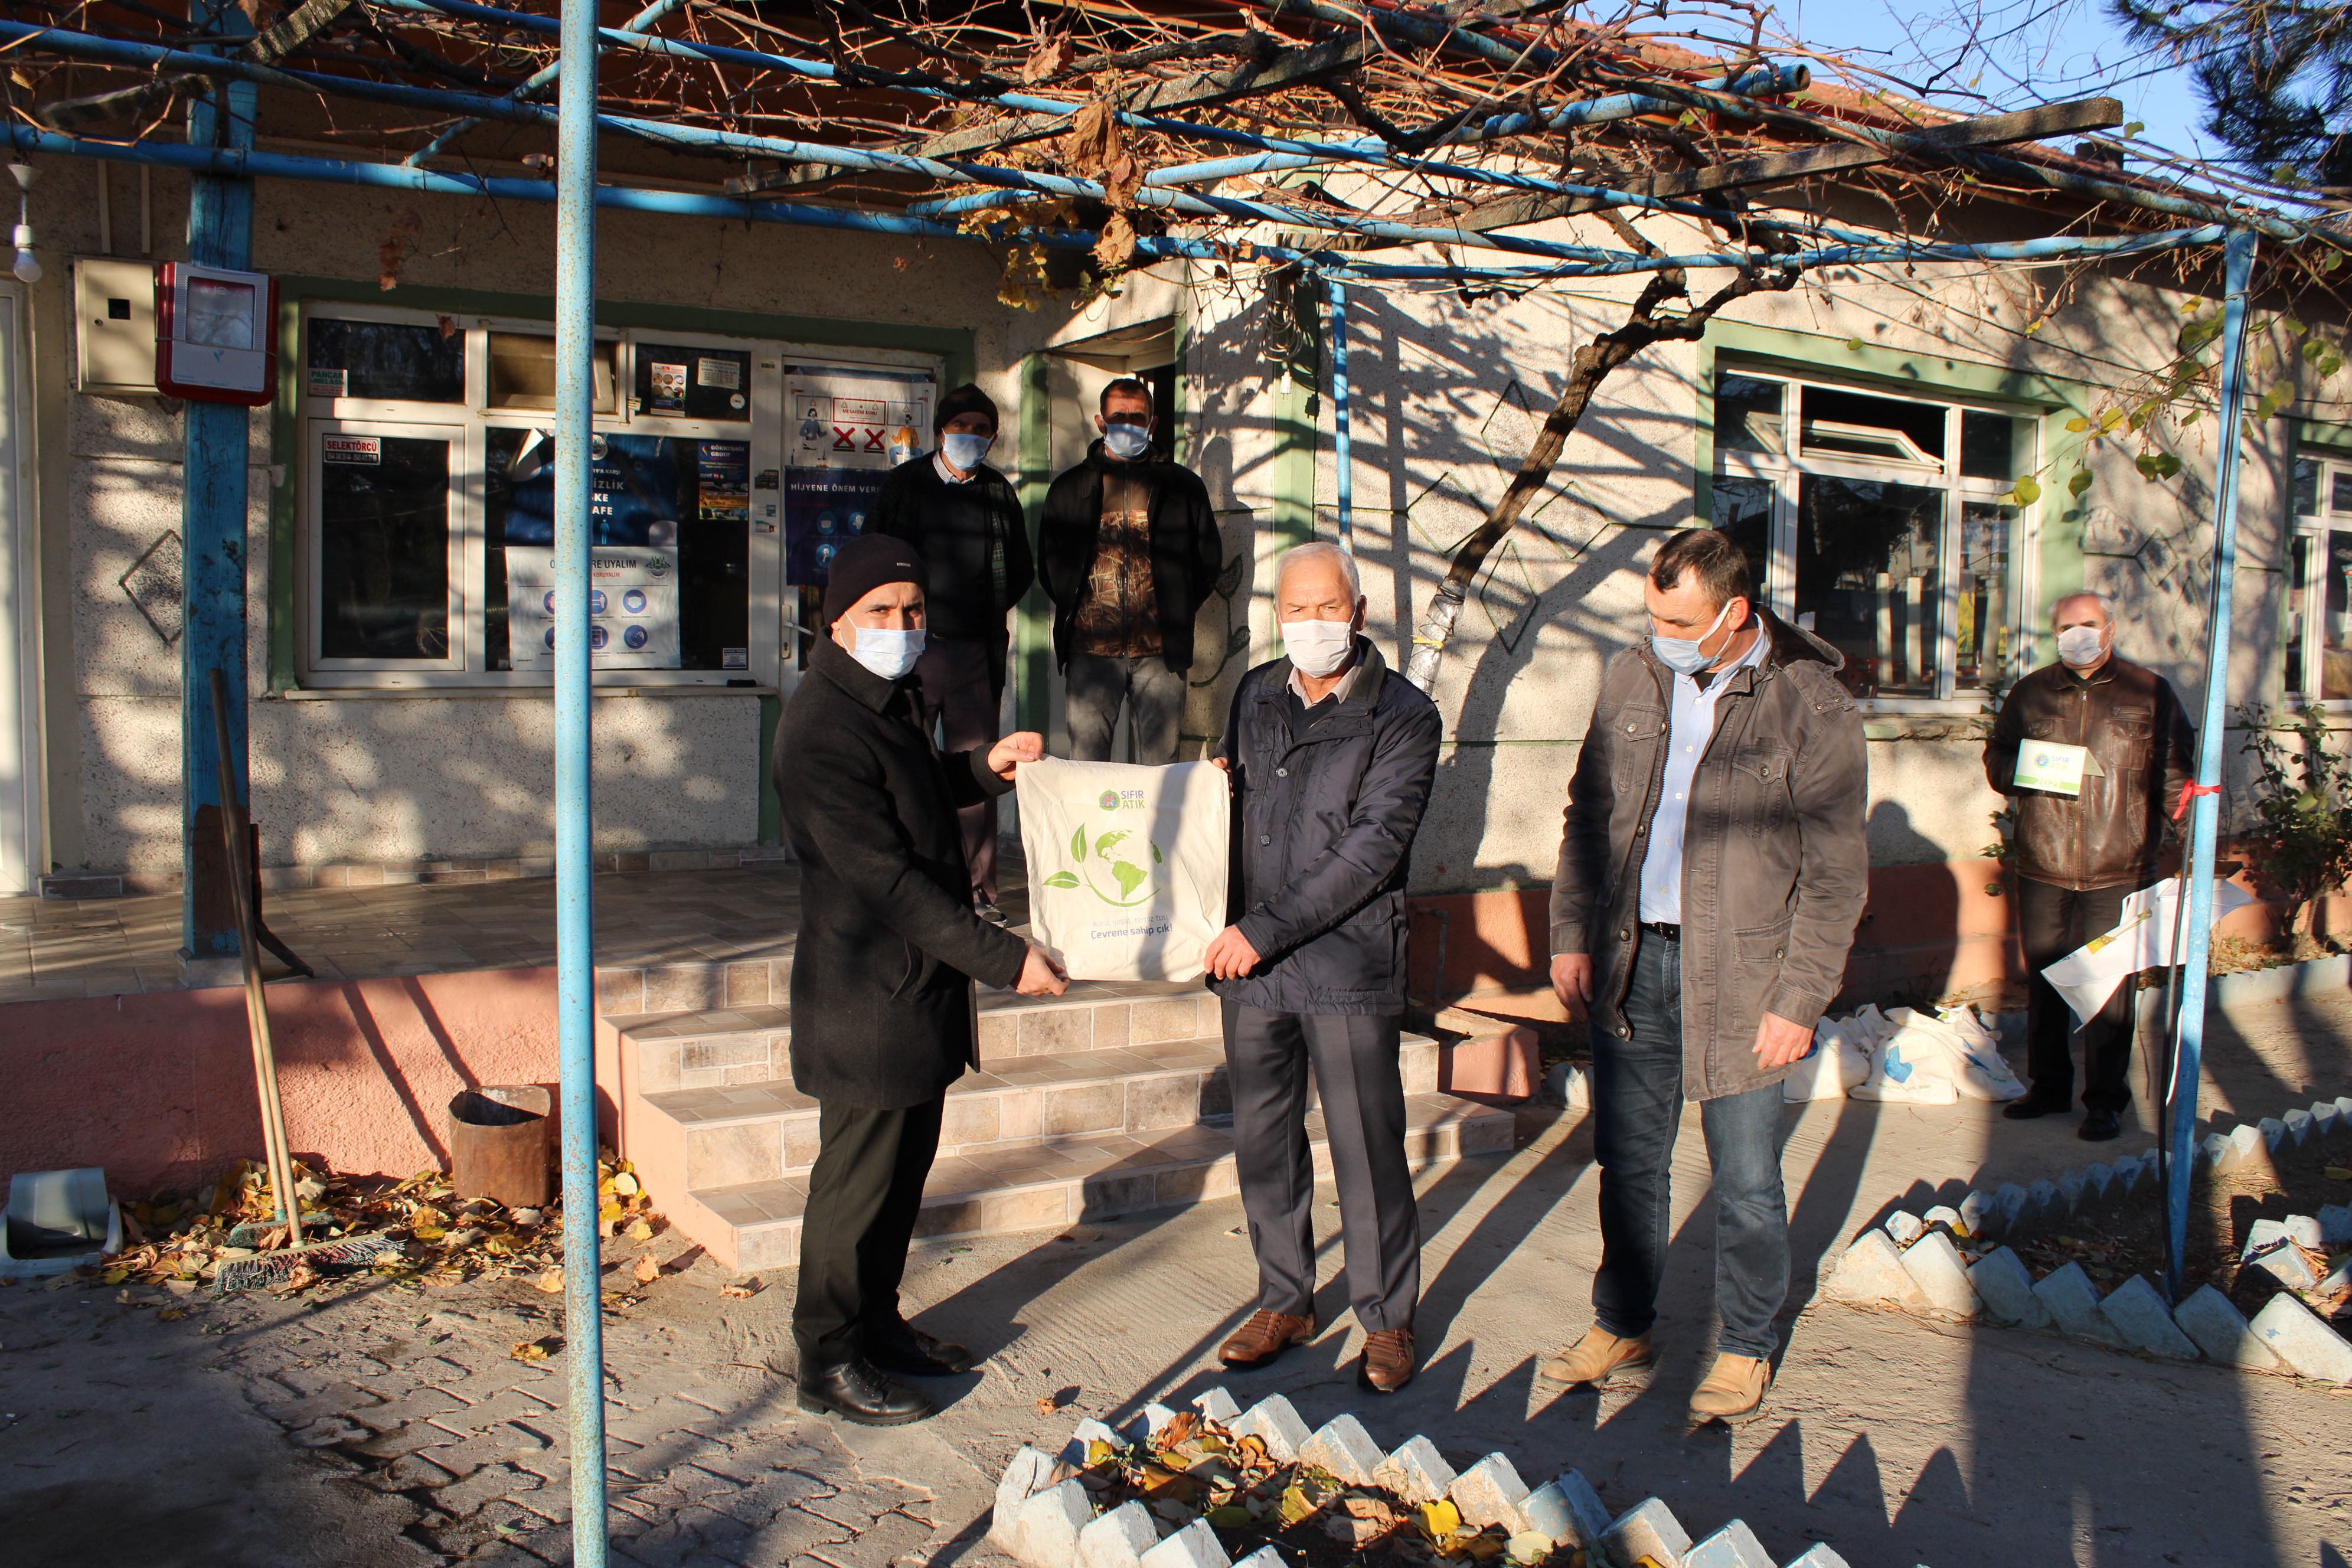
[2003,1094,2070,1121]
[867,1317,975,1377]
[2078,1109,2122,1142]
[796,1358,934,1426]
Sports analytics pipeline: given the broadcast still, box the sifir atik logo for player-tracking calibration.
[1044,790,1161,906]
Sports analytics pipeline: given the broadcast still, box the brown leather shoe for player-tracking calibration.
[1536,1326,1654,1387]
[1218,1309,1315,1368]
[1687,1353,1772,1423]
[1358,1327,1415,1394]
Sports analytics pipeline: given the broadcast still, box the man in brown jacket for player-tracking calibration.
[1543,530,1868,1424]
[1984,592,2196,1142]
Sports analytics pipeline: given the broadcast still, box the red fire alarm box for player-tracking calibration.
[155,262,279,404]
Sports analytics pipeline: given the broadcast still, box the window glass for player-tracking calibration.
[2294,457,2320,517]
[2325,530,2352,699]
[486,332,617,413]
[2288,534,2311,694]
[1711,475,1773,595]
[1795,475,1945,698]
[1715,375,1785,455]
[308,318,464,403]
[483,428,749,672]
[318,433,450,660]
[1957,503,2014,688]
[1959,411,2032,482]
[2331,471,2352,515]
[1801,386,1945,463]
[635,344,753,422]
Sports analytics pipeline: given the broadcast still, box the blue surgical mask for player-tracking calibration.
[1102,423,1152,460]
[848,626,925,681]
[1651,597,1737,675]
[940,433,992,472]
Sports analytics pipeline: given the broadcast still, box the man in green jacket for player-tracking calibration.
[872,384,1034,918]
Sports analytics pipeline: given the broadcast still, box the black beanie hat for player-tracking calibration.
[823,533,927,627]
[933,383,999,435]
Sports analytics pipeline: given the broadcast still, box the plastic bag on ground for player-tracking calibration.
[1848,1007,1964,1105]
[1937,1004,2027,1101]
[1783,1014,1876,1102]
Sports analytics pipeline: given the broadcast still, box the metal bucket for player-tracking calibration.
[447,1084,553,1209]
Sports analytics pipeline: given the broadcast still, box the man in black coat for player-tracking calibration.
[775,533,1068,1426]
[1037,377,1223,765]
[871,384,1035,918]
[1204,543,1442,1395]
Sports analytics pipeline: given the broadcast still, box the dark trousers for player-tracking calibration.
[915,636,1002,903]
[1592,931,1790,1361]
[1066,652,1187,765]
[2016,876,2138,1112]
[792,1097,943,1371]
[1223,1001,1420,1333]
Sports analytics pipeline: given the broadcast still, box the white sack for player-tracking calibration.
[1015,757,1229,983]
[1783,1015,1876,1102]
[1849,1007,1963,1105]
[1936,1004,2028,1101]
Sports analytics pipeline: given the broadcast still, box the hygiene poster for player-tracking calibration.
[784,469,884,586]
[504,545,681,670]
[785,368,934,472]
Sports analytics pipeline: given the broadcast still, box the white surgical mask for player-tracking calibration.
[940,432,992,472]
[1282,618,1356,678]
[848,626,925,681]
[1651,597,1737,676]
[1102,423,1152,460]
[2056,625,2106,667]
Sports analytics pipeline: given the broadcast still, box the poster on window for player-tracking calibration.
[504,544,681,670]
[496,433,681,548]
[697,440,750,524]
[785,370,933,471]
[785,468,884,586]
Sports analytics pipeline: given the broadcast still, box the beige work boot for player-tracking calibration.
[1537,1327,1654,1387]
[1687,1353,1773,1423]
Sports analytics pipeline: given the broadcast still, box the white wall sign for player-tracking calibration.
[505,545,682,670]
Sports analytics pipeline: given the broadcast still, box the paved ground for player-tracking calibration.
[9,984,2352,1567]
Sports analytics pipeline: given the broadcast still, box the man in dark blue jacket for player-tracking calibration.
[1204,542,1442,1394]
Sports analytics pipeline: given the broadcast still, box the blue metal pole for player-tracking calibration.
[552,0,606,1556]
[2165,227,2258,1304]
[1328,280,1352,549]
[179,0,256,972]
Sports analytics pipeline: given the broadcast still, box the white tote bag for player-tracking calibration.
[1015,757,1230,983]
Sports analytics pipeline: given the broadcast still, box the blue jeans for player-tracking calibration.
[1591,930,1790,1360]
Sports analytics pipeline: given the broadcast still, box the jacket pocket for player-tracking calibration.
[2025,716,2060,741]
[1731,742,1796,837]
[1611,703,1666,793]
[1731,916,1796,1030]
[888,940,922,1000]
[2110,706,2154,771]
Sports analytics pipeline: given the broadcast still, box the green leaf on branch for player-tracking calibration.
[2003,476,2042,506]
[2135,450,2183,482]
[2178,316,2224,354]
[2068,469,2095,498]
[2064,416,2092,433]
[2256,383,2295,420]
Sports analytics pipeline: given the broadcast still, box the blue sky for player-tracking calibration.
[1776,0,2214,160]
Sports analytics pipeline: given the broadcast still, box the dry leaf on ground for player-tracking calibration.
[625,1219,654,1242]
[511,1340,549,1362]
[534,1269,564,1293]
[718,1279,760,1299]
[632,1254,660,1285]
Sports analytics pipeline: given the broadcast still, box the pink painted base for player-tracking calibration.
[0,968,564,1196]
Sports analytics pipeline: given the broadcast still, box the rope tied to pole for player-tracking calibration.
[2173,780,2223,821]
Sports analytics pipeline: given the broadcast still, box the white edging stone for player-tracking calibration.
[1921,1203,1964,1234]
[1602,1497,1693,1568]
[1001,1478,1095,1568]
[2097,1275,2200,1360]
[1683,1519,1773,1568]
[2250,1293,2352,1383]
[1883,1210,1925,1247]
[1449,1452,1533,1534]
[996,1446,1054,1523]
[1192,1388,1241,1425]
[1298,1414,1384,1485]
[2321,1203,2352,1246]
[1370,1435,1455,1504]
[1900,1230,1979,1319]
[1137,1518,1230,1568]
[1061,1419,1124,1468]
[1527,1469,1613,1551]
[1076,1501,1161,1568]
[1965,1245,2054,1329]
[1822,1230,1928,1308]
[2171,1285,2281,1370]
[2031,1262,2128,1348]
[1783,1546,1855,1568]
[1232,1395,1309,1462]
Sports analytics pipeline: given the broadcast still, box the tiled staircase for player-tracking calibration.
[600,964,1517,1272]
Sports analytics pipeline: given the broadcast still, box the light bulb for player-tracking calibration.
[11,250,37,285]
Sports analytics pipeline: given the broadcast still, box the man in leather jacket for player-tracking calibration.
[1984,592,2196,1142]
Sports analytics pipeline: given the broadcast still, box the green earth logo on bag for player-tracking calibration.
[1044,790,1164,907]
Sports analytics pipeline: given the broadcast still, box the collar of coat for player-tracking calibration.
[1632,606,1841,693]
[1257,633,1389,711]
[810,631,922,714]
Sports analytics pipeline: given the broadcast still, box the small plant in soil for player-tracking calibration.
[1057,1410,1580,1566]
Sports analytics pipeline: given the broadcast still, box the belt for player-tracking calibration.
[1639,921,1681,940]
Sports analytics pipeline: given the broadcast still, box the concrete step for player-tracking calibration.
[637,1033,1445,1190]
[681,1092,1517,1272]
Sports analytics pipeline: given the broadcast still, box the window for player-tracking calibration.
[1710,370,2037,703]
[2286,455,2352,701]
[296,306,814,687]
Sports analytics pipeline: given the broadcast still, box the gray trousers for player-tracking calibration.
[1066,652,1187,765]
[1223,1001,1420,1332]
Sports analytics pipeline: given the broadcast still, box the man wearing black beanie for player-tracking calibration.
[872,383,1034,920]
[774,533,1067,1425]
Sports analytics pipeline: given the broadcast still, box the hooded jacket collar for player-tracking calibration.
[811,628,920,714]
